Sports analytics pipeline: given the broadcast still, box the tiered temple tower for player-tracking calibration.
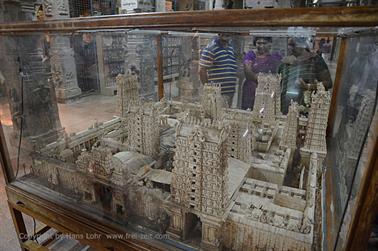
[301,82,331,159]
[252,73,281,125]
[116,71,159,158]
[116,70,140,117]
[347,91,375,160]
[169,84,230,250]
[280,100,299,149]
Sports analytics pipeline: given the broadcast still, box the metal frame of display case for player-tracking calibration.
[0,7,377,251]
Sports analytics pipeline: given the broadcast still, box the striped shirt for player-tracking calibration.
[278,53,331,114]
[199,39,237,94]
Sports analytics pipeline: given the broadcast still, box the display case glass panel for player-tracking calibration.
[326,29,378,251]
[0,23,376,251]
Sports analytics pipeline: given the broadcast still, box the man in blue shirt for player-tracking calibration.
[199,33,238,107]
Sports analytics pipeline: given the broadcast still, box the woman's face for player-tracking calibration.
[256,38,271,55]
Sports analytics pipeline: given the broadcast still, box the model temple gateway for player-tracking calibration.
[31,70,330,251]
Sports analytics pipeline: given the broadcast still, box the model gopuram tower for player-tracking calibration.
[301,82,331,160]
[253,73,281,124]
[117,70,160,158]
[116,70,140,117]
[280,100,299,149]
[169,84,230,250]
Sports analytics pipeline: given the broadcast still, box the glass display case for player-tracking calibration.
[0,7,377,251]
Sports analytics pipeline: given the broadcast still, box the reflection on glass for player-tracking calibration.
[1,27,371,251]
[279,36,332,114]
[329,33,378,250]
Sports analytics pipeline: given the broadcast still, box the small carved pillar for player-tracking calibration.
[166,207,184,239]
[201,216,223,251]
[44,0,81,102]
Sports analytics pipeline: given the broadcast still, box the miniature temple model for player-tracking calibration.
[31,70,330,251]
[280,100,299,149]
[301,82,331,159]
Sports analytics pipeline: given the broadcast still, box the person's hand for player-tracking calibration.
[295,78,308,90]
[282,55,297,65]
[296,78,318,91]
[245,60,253,69]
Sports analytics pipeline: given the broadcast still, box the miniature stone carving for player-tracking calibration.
[301,82,331,157]
[31,73,328,251]
[280,100,299,149]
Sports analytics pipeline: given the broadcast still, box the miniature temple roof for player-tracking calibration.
[178,124,227,143]
[143,169,172,185]
[113,151,154,175]
[228,157,250,201]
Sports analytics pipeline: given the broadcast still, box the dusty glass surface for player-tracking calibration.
[327,30,378,251]
[0,26,372,251]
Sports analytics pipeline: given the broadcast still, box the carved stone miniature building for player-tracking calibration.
[169,84,230,247]
[31,72,329,251]
[280,100,299,149]
[116,70,140,116]
[116,70,160,158]
[253,73,282,125]
[301,82,331,158]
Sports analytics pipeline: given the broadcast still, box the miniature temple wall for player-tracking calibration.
[33,158,94,201]
[247,166,285,185]
[40,118,122,158]
[125,186,169,222]
[226,179,312,250]
[248,148,290,186]
[222,218,312,251]
[305,152,320,247]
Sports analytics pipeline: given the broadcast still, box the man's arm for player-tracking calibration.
[316,55,333,90]
[244,61,257,82]
[243,51,257,82]
[199,47,214,84]
[319,69,332,90]
[199,65,209,84]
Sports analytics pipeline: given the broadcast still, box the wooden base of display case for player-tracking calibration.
[6,181,184,251]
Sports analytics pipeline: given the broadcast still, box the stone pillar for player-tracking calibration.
[1,35,63,146]
[44,0,82,102]
[166,207,184,239]
[0,1,63,147]
[201,215,222,251]
[21,36,63,145]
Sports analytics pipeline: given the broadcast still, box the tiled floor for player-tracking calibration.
[0,94,117,250]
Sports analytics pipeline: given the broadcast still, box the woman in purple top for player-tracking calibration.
[242,37,282,110]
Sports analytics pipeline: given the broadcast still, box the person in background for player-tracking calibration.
[242,36,282,110]
[321,37,332,61]
[279,37,332,114]
[199,33,237,107]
